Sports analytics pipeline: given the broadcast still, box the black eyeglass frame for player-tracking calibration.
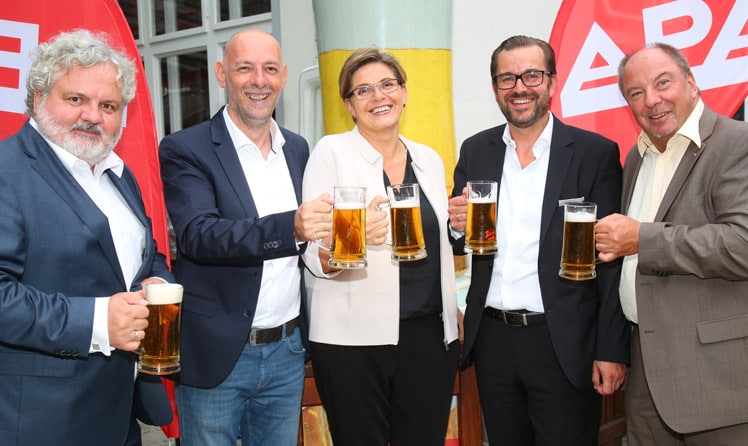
[492,70,555,90]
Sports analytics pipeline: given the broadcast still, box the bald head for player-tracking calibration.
[223,29,282,65]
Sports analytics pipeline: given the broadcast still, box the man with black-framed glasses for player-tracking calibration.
[448,35,630,446]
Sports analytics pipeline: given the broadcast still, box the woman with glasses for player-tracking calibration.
[301,48,460,445]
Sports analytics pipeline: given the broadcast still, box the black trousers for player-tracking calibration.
[310,314,459,446]
[474,313,601,446]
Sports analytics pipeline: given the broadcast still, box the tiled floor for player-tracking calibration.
[140,423,176,446]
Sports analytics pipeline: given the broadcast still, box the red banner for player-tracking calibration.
[550,0,748,159]
[0,0,178,438]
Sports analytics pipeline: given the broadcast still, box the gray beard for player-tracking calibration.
[35,100,121,166]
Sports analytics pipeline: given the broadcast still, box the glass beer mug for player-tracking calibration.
[329,186,367,269]
[464,180,498,255]
[138,283,183,375]
[386,183,427,261]
[559,202,597,280]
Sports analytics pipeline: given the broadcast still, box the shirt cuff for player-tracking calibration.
[90,297,113,356]
[449,222,465,240]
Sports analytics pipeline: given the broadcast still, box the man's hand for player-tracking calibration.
[592,360,627,395]
[108,291,149,351]
[294,193,334,242]
[448,187,468,232]
[595,213,641,262]
[366,195,390,246]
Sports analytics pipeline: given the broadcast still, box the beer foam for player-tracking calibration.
[565,211,596,222]
[335,202,365,210]
[468,196,495,204]
[391,198,419,208]
[146,283,183,304]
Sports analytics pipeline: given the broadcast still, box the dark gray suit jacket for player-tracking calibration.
[0,122,173,445]
[623,106,748,433]
[454,116,630,391]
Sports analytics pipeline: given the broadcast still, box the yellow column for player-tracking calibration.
[312,0,456,192]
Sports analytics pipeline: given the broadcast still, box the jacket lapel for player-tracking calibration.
[540,120,574,242]
[654,107,715,222]
[21,124,127,288]
[280,128,303,204]
[106,168,152,287]
[211,110,260,217]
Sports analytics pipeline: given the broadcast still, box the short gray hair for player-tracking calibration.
[25,29,137,115]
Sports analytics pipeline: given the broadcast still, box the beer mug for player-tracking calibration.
[559,202,597,280]
[138,283,183,375]
[465,180,498,255]
[329,186,367,269]
[386,183,427,261]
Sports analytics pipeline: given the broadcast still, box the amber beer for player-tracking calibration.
[465,181,498,255]
[138,283,182,375]
[559,202,597,280]
[387,183,426,261]
[329,186,367,269]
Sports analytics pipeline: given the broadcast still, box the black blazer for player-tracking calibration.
[452,116,630,391]
[159,108,310,388]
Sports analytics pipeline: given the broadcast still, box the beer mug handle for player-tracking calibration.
[375,201,390,211]
[375,201,392,246]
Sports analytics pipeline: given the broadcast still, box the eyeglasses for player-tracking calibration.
[492,70,554,90]
[348,78,402,100]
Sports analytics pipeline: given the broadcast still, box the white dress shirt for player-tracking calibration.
[485,115,554,313]
[222,108,300,329]
[620,99,704,323]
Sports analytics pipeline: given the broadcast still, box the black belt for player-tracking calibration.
[484,307,546,327]
[248,317,299,345]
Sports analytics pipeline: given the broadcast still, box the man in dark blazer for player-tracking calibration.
[596,43,748,444]
[159,29,331,445]
[0,30,173,445]
[448,36,630,446]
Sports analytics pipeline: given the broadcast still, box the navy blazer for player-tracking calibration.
[159,108,310,388]
[453,117,630,391]
[0,122,174,445]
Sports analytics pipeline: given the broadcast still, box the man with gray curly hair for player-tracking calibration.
[0,30,173,445]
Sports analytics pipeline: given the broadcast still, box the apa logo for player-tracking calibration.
[549,0,748,158]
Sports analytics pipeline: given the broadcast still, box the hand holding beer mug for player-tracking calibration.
[386,183,427,261]
[465,180,498,255]
[138,283,183,375]
[559,202,597,280]
[329,186,367,269]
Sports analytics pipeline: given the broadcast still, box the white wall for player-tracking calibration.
[451,0,562,147]
[277,0,563,152]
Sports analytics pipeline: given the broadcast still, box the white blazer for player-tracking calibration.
[302,127,459,347]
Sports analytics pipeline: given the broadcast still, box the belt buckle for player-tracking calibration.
[503,311,527,327]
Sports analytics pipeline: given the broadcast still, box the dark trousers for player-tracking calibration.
[474,313,601,446]
[310,314,460,446]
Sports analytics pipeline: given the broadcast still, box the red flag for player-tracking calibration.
[0,0,178,438]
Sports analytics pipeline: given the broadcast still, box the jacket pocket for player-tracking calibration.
[696,313,748,344]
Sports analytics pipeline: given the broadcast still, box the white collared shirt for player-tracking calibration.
[619,99,704,323]
[485,114,554,312]
[222,108,300,328]
[30,119,145,355]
